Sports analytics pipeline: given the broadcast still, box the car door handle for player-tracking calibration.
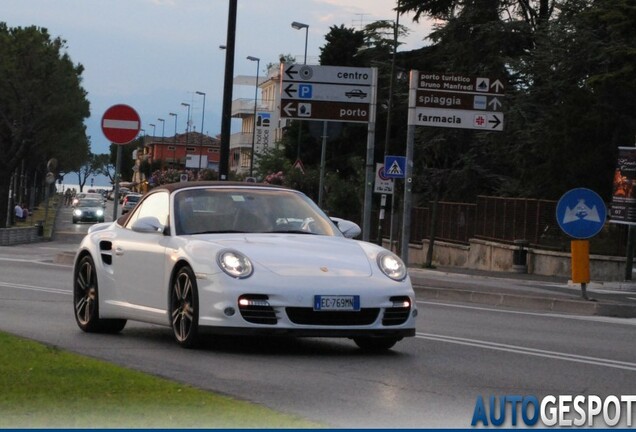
[114,247,124,256]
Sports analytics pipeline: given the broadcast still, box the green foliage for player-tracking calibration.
[319,25,365,66]
[0,24,90,226]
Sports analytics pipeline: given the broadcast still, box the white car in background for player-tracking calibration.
[73,182,416,351]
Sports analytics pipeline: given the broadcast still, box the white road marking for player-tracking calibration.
[0,281,70,296]
[417,332,636,372]
[416,300,636,326]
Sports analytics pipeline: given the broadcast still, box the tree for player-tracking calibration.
[94,153,115,186]
[0,24,89,227]
[74,152,103,192]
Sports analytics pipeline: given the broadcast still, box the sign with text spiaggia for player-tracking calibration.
[410,71,505,131]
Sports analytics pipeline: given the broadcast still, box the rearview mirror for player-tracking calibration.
[131,216,164,234]
[330,217,361,239]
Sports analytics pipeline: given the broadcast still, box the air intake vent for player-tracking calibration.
[238,294,277,325]
[382,296,411,326]
[286,308,379,326]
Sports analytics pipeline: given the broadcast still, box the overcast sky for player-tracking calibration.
[3,0,433,165]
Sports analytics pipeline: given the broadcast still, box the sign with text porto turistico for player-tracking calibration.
[409,71,505,131]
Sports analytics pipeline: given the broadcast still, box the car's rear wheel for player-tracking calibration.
[170,266,200,348]
[353,337,399,352]
[74,255,127,333]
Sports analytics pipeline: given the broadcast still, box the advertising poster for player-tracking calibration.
[609,146,636,225]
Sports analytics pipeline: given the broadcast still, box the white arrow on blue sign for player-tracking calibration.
[556,188,607,239]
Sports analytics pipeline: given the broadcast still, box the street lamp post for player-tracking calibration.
[149,123,156,137]
[291,21,309,162]
[169,112,178,169]
[247,56,260,178]
[291,21,309,64]
[195,91,206,172]
[157,118,165,169]
[181,102,191,145]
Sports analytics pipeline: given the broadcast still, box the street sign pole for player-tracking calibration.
[112,145,122,221]
[318,121,328,208]
[401,70,418,263]
[101,104,140,219]
[362,68,377,242]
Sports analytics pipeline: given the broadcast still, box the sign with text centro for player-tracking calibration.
[280,63,374,123]
[101,104,141,144]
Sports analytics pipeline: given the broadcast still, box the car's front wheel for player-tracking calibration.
[73,255,127,333]
[353,337,399,352]
[170,266,200,348]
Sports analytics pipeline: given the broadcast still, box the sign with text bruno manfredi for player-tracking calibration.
[609,147,636,225]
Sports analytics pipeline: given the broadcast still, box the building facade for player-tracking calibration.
[229,64,286,176]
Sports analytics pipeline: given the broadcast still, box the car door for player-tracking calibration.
[112,191,171,319]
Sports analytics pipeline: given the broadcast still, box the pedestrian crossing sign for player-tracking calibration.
[384,155,406,179]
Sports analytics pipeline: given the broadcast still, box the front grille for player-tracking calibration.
[238,294,277,325]
[382,296,411,326]
[286,308,379,326]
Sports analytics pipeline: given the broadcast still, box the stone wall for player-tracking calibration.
[0,226,41,246]
[396,238,627,282]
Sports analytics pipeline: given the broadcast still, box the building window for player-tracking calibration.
[167,146,175,151]
[186,147,195,152]
[208,148,219,153]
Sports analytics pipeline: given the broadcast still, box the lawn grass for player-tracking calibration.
[0,331,323,428]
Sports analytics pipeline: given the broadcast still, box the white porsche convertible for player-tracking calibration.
[73,182,417,351]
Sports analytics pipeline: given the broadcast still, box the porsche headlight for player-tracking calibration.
[377,251,407,281]
[217,249,253,279]
[73,209,82,216]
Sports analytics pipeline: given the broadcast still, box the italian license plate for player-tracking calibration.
[314,295,360,311]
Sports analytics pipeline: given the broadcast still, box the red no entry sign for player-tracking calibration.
[101,104,141,144]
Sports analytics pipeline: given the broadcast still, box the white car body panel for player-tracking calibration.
[74,182,416,346]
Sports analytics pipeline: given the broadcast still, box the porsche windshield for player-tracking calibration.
[173,187,341,236]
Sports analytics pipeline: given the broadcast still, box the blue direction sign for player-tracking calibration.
[384,155,406,179]
[556,188,607,239]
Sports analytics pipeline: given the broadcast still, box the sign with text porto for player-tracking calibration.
[410,71,505,131]
[280,63,375,123]
[101,104,141,144]
[556,188,607,239]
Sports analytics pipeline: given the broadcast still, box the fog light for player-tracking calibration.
[224,307,236,316]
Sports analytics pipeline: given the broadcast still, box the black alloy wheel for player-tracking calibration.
[74,255,126,333]
[170,266,200,348]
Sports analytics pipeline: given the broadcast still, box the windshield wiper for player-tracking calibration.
[267,229,318,235]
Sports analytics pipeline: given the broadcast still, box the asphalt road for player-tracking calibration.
[1,204,635,428]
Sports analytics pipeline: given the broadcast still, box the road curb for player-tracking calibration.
[54,251,75,266]
[414,285,636,318]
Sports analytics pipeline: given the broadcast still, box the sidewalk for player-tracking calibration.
[49,201,636,318]
[409,265,636,318]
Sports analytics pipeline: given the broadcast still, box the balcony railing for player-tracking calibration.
[230,132,252,150]
[231,98,267,118]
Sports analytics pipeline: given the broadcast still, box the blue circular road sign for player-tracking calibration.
[556,188,607,239]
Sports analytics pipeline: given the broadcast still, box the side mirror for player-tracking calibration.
[131,216,164,234]
[330,217,362,239]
